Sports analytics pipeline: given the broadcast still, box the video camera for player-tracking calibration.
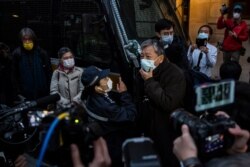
[0,94,104,166]
[171,80,236,159]
[221,4,229,15]
[171,109,235,157]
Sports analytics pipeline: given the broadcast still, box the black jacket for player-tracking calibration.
[12,46,52,100]
[152,35,189,70]
[86,91,136,123]
[86,91,137,166]
[143,58,186,167]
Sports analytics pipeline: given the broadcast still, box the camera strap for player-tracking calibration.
[196,51,203,69]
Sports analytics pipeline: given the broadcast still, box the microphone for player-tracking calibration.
[0,94,60,120]
[36,93,60,106]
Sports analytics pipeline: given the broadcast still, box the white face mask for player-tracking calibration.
[63,58,75,68]
[140,59,156,72]
[161,35,174,45]
[233,12,241,19]
[106,78,113,92]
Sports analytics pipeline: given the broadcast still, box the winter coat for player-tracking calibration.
[50,67,83,107]
[12,46,52,100]
[217,16,249,51]
[143,58,186,167]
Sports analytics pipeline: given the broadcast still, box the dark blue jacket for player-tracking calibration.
[86,91,136,123]
[85,91,137,167]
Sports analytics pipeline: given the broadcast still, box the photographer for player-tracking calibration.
[217,3,249,62]
[187,25,217,78]
[173,113,250,167]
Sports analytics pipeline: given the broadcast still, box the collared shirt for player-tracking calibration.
[187,43,217,77]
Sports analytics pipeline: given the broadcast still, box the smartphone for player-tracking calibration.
[108,72,121,92]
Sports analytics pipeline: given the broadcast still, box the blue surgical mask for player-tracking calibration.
[140,59,156,72]
[197,32,209,39]
[161,35,174,45]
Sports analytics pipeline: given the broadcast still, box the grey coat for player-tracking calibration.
[50,66,84,107]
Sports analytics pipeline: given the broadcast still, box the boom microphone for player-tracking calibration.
[0,94,60,120]
[36,93,60,106]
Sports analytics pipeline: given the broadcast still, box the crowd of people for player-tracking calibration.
[0,2,250,167]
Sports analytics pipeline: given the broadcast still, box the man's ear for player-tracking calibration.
[156,32,161,38]
[159,55,164,63]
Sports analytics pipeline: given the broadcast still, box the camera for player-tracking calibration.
[221,4,228,15]
[171,108,235,157]
[30,105,105,166]
[0,94,105,166]
[196,38,207,48]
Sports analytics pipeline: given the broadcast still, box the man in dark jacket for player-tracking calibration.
[12,27,52,101]
[155,18,189,70]
[139,39,186,167]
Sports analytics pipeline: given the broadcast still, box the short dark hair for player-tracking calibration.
[19,27,37,44]
[141,39,165,56]
[155,19,174,33]
[57,47,72,59]
[198,25,213,36]
[219,61,242,81]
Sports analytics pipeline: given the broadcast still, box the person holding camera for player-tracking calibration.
[187,25,217,78]
[217,3,249,62]
[173,112,250,167]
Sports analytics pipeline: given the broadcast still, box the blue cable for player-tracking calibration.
[36,117,60,167]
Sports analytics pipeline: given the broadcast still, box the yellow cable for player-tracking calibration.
[57,112,70,146]
[57,112,69,120]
